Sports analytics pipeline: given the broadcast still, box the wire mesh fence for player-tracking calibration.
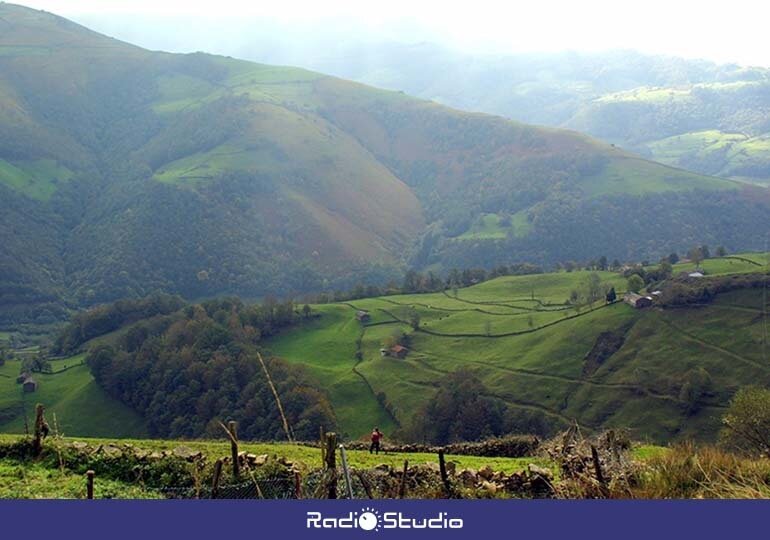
[148,467,417,500]
[156,476,298,499]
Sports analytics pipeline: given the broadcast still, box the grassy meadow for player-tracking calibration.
[266,254,769,442]
[1,253,765,446]
[0,356,147,438]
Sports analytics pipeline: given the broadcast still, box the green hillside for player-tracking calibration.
[1,4,768,332]
[0,356,147,438]
[1,254,766,444]
[286,44,770,185]
[264,255,769,442]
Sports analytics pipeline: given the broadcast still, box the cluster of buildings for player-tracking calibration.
[355,310,410,359]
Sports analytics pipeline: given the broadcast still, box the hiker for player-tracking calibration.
[369,427,383,454]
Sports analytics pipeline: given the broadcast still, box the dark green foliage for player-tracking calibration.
[53,294,185,354]
[627,275,644,294]
[720,387,770,457]
[658,273,769,306]
[679,367,713,415]
[407,369,505,444]
[605,287,617,303]
[84,298,336,440]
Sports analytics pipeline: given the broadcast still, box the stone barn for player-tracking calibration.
[22,377,38,393]
[355,310,371,323]
[623,292,653,309]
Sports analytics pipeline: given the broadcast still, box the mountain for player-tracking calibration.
[0,4,768,328]
[247,42,770,185]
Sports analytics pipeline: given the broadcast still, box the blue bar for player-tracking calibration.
[1,500,768,539]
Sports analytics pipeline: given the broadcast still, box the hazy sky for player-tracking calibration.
[16,0,770,66]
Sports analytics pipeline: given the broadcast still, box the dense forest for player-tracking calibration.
[80,297,336,440]
[404,369,550,444]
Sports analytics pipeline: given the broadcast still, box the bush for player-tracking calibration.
[720,387,770,457]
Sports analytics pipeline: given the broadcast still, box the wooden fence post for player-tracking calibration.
[228,421,239,481]
[211,459,223,499]
[398,459,409,499]
[591,445,605,486]
[294,470,303,499]
[438,449,451,497]
[325,432,337,499]
[86,470,95,500]
[320,426,326,467]
[355,470,374,499]
[32,404,45,456]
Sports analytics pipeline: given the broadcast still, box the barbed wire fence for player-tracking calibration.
[87,431,433,500]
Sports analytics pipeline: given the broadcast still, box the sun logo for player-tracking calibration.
[357,507,382,532]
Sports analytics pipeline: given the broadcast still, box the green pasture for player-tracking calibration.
[0,356,147,438]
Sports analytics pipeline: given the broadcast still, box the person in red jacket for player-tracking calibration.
[369,427,383,454]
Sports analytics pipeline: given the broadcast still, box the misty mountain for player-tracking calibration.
[207,38,770,185]
[0,4,768,327]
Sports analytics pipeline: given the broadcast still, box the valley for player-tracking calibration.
[1,253,766,446]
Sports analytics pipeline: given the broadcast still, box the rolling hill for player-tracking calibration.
[0,4,768,330]
[262,254,769,442]
[2,253,766,444]
[253,43,770,185]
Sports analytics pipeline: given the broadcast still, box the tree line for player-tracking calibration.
[69,296,336,440]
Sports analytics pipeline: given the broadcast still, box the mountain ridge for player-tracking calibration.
[0,3,767,328]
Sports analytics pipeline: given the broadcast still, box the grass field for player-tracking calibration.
[0,356,148,438]
[0,434,550,476]
[0,459,158,499]
[265,255,769,442]
[583,156,737,197]
[670,253,767,275]
[646,130,770,182]
[0,158,73,201]
[1,254,765,445]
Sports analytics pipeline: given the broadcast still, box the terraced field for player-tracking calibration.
[266,255,769,443]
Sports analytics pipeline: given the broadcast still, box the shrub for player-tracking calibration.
[720,387,770,457]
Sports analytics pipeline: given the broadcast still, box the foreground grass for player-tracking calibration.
[0,434,549,476]
[632,444,770,499]
[0,459,159,499]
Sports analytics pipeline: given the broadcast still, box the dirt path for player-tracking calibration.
[660,318,769,373]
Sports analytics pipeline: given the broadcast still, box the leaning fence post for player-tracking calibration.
[398,459,409,499]
[228,420,239,481]
[438,449,451,497]
[339,444,354,499]
[355,470,374,499]
[211,459,224,499]
[86,470,95,500]
[325,432,337,499]
[294,470,303,499]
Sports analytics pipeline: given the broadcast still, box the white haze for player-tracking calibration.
[16,0,770,67]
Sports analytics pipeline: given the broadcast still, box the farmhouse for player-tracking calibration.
[22,377,38,393]
[624,292,653,309]
[355,310,371,323]
[380,344,409,359]
[16,372,30,384]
